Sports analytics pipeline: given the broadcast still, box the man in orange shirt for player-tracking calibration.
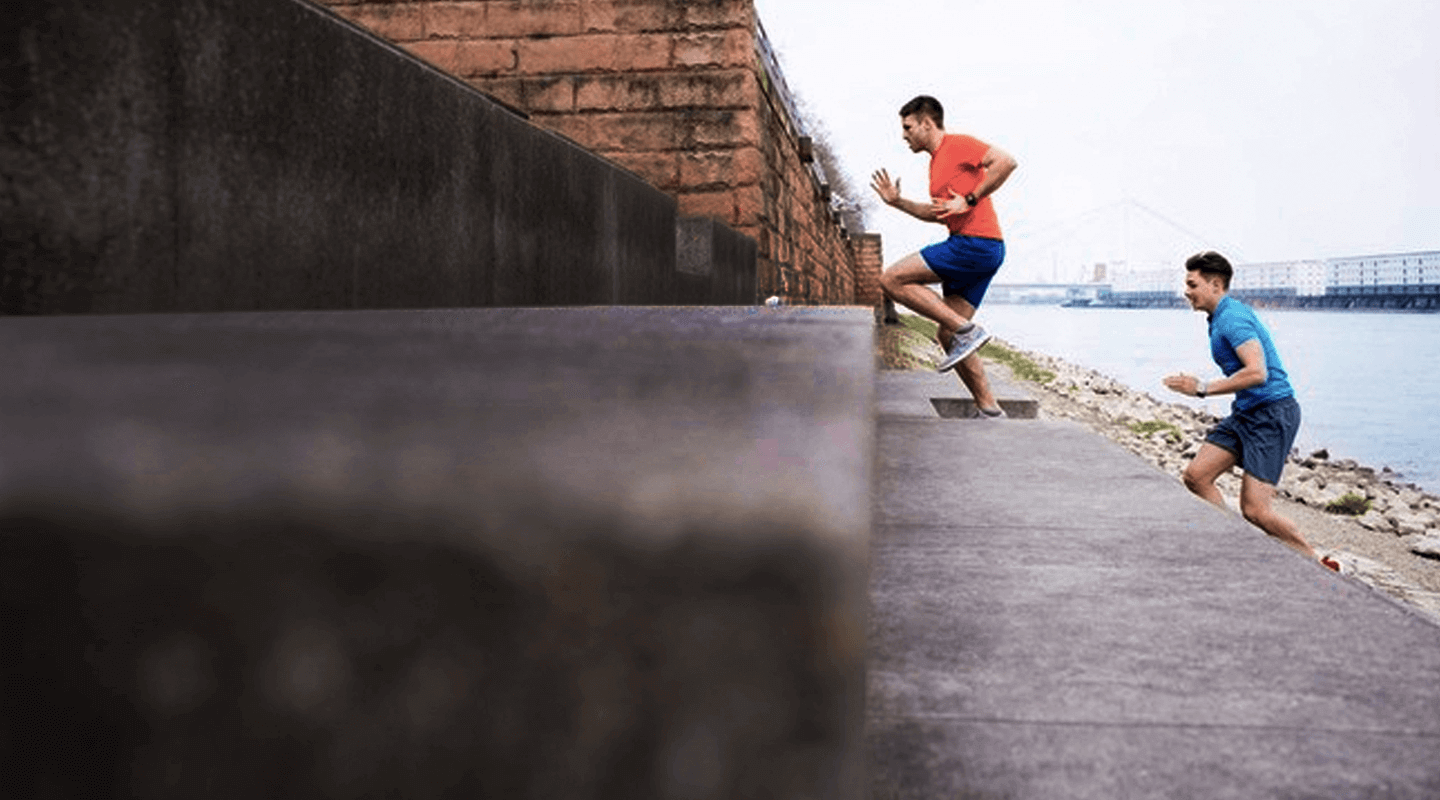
[871,95,1018,417]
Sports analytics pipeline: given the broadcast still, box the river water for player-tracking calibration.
[974,303,1440,493]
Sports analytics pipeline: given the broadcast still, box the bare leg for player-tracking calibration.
[879,252,973,338]
[1185,444,1335,567]
[940,295,998,411]
[1181,442,1238,509]
[1239,475,1320,560]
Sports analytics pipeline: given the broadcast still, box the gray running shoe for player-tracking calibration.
[974,405,1007,419]
[935,323,992,372]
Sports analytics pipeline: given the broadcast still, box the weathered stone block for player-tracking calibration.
[678,189,739,226]
[679,0,754,29]
[656,69,753,109]
[423,0,490,39]
[581,0,682,33]
[515,75,577,112]
[485,0,585,38]
[339,2,427,41]
[604,150,682,189]
[452,37,518,75]
[404,38,462,72]
[732,183,767,227]
[679,147,764,189]
[684,107,761,148]
[517,33,670,73]
[573,74,662,111]
[550,111,682,153]
[672,29,753,69]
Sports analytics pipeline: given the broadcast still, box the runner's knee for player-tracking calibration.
[1181,467,1207,494]
[1240,494,1270,526]
[879,270,901,296]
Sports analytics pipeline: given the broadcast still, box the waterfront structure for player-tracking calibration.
[1092,250,1440,310]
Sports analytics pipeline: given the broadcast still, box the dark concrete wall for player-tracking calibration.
[675,216,758,305]
[0,0,709,314]
[316,0,855,308]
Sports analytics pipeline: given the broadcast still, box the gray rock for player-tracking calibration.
[1390,513,1434,537]
[1356,510,1395,532]
[1325,484,1361,505]
[1408,535,1440,559]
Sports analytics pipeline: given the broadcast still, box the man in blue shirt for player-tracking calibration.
[1163,251,1339,572]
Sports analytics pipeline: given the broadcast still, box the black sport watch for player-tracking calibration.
[964,192,979,207]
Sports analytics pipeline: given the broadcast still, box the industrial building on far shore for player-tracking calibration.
[1071,250,1440,310]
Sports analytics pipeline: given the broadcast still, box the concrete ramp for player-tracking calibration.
[877,368,1039,419]
[870,375,1440,798]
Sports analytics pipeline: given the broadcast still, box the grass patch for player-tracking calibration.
[978,339,1056,385]
[897,313,939,340]
[1130,420,1183,442]
[1325,492,1372,516]
[891,313,1056,384]
[883,314,942,368]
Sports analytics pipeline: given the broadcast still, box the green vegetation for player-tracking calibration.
[978,340,1056,385]
[1325,492,1372,516]
[895,314,1057,384]
[884,314,941,368]
[897,313,939,340]
[1129,419,1183,443]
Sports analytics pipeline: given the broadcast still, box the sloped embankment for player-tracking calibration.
[875,314,1440,622]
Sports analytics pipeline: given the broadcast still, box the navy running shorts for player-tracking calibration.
[1204,395,1301,485]
[920,235,1005,308]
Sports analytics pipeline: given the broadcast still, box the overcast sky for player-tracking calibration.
[753,0,1440,283]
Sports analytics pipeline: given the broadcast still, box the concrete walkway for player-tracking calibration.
[869,368,1440,799]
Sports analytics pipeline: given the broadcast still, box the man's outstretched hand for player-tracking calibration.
[1162,372,1202,396]
[870,169,901,206]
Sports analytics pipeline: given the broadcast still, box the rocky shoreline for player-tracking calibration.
[874,318,1440,623]
[1008,341,1440,541]
[992,337,1440,622]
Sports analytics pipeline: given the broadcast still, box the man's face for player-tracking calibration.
[1183,270,1225,311]
[900,114,933,152]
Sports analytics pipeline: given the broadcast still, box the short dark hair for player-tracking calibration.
[899,95,944,127]
[1185,251,1233,290]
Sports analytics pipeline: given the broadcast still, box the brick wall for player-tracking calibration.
[319,0,869,306]
[850,233,884,308]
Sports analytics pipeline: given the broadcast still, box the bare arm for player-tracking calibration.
[934,145,1020,219]
[870,169,941,222]
[975,145,1018,199]
[1163,339,1268,397]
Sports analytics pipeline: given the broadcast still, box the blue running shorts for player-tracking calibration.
[1204,395,1301,485]
[920,235,1006,308]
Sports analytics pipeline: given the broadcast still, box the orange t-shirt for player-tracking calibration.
[929,134,1003,240]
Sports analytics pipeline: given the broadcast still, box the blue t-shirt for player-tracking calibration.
[1209,295,1293,412]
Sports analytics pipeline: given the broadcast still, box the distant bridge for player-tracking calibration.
[987,283,1111,304]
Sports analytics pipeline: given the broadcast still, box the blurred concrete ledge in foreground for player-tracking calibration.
[0,307,873,798]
